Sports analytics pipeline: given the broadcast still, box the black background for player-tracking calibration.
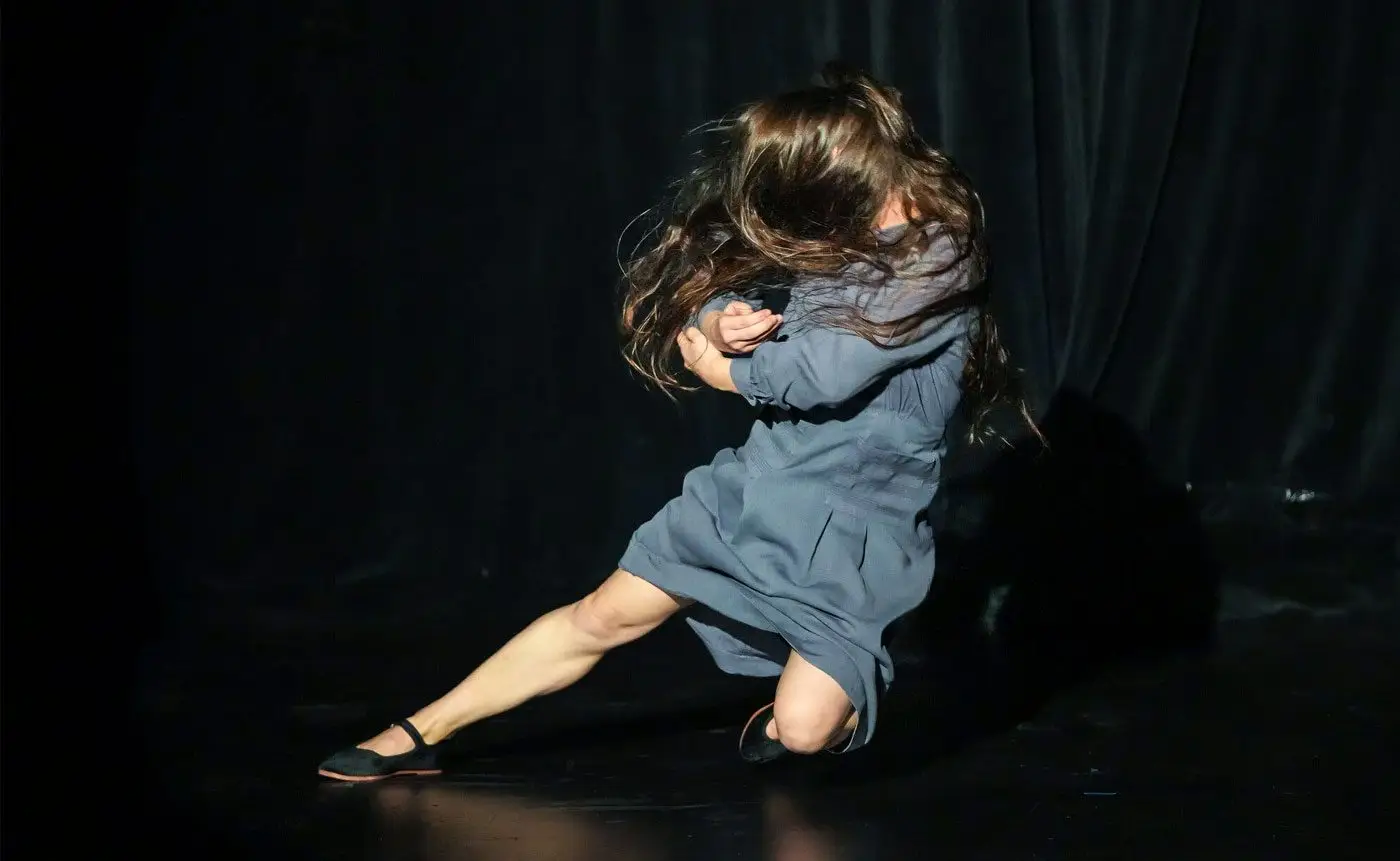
[3,1,1398,848]
[132,0,1398,633]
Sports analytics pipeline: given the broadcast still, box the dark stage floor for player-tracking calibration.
[132,503,1397,859]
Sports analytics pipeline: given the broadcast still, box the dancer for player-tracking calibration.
[318,62,1035,781]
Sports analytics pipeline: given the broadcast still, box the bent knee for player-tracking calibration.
[772,700,847,755]
[567,590,652,649]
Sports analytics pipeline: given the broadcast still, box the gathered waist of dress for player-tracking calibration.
[737,412,943,525]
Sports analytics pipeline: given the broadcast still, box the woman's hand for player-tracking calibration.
[678,327,737,392]
[701,302,782,353]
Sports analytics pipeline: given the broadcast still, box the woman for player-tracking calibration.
[318,62,1034,781]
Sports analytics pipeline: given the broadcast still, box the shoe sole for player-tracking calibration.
[317,768,443,783]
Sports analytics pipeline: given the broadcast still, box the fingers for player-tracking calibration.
[719,309,776,334]
[728,314,781,338]
[722,313,782,348]
[677,327,709,367]
[719,307,769,327]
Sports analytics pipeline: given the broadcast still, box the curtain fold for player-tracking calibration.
[131,0,1399,613]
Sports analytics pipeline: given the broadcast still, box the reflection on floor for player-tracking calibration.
[130,496,1396,860]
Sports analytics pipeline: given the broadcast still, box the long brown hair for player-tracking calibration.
[619,62,1038,445]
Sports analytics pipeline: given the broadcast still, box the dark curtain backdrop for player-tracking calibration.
[128,0,1399,645]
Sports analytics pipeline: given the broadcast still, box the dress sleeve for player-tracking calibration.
[729,273,970,411]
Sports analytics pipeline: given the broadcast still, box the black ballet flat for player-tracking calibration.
[739,703,787,763]
[738,702,858,763]
[317,719,443,782]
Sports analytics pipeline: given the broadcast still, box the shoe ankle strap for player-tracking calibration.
[394,719,429,750]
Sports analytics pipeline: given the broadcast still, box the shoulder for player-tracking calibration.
[890,223,966,278]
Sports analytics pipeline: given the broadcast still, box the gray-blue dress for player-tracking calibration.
[618,224,970,751]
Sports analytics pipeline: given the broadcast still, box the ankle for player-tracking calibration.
[407,711,455,746]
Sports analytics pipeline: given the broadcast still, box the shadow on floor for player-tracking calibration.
[821,388,1224,781]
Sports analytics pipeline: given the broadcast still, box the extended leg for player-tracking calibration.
[322,569,689,776]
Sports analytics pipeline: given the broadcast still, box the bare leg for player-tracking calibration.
[356,569,690,755]
[763,651,858,754]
